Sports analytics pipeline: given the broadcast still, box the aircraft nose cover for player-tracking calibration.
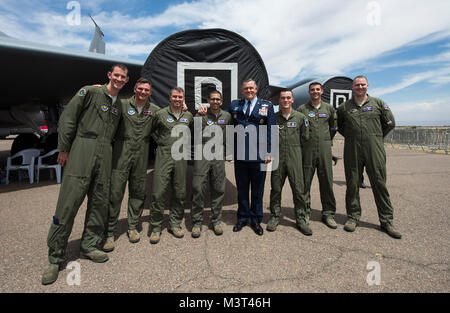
[141,28,269,112]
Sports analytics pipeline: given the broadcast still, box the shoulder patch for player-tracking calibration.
[78,88,87,96]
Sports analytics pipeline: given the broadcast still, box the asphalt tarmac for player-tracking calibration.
[0,137,448,293]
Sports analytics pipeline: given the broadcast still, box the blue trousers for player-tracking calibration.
[234,161,266,224]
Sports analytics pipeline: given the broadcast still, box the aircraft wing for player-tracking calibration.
[0,34,143,110]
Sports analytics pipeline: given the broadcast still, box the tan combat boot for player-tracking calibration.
[191,226,201,238]
[128,229,140,243]
[344,219,357,232]
[41,263,60,285]
[322,216,338,229]
[381,224,402,239]
[213,223,223,236]
[266,218,279,232]
[150,232,161,244]
[103,236,115,252]
[80,249,109,263]
[297,222,313,236]
[168,227,184,238]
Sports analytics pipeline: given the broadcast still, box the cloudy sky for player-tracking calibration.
[1,0,449,125]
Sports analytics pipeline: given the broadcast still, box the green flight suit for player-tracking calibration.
[191,109,232,227]
[269,110,310,225]
[47,85,121,264]
[107,97,160,237]
[298,101,337,219]
[337,95,396,226]
[149,107,194,232]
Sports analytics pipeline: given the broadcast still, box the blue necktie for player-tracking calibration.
[245,101,252,117]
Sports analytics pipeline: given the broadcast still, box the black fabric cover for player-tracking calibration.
[141,28,269,112]
[289,76,353,110]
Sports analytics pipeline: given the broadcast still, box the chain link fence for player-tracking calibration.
[384,127,449,154]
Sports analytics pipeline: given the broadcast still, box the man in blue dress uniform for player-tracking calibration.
[228,79,276,235]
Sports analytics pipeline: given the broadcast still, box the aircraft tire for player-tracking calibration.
[11,133,40,156]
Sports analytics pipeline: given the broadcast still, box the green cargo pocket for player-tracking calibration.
[47,216,65,249]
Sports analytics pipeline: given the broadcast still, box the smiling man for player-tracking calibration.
[42,64,129,285]
[103,77,161,252]
[190,90,231,238]
[149,87,194,243]
[337,75,401,239]
[297,82,338,230]
[228,79,276,236]
[267,89,310,234]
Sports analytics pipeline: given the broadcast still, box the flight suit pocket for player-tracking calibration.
[47,218,65,252]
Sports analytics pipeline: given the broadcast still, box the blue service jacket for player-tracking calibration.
[228,98,276,162]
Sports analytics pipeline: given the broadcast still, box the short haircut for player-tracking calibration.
[353,75,368,83]
[135,77,151,88]
[208,90,222,99]
[110,64,128,74]
[279,88,294,97]
[170,86,185,97]
[308,82,323,90]
[241,78,258,88]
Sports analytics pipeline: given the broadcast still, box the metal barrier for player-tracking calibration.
[384,127,449,154]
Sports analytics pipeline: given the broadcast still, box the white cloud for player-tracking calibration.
[392,97,450,125]
[138,0,450,85]
[371,66,450,96]
[370,52,450,71]
[430,75,450,85]
[394,98,449,113]
[1,0,450,87]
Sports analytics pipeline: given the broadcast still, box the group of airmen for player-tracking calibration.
[41,64,402,286]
